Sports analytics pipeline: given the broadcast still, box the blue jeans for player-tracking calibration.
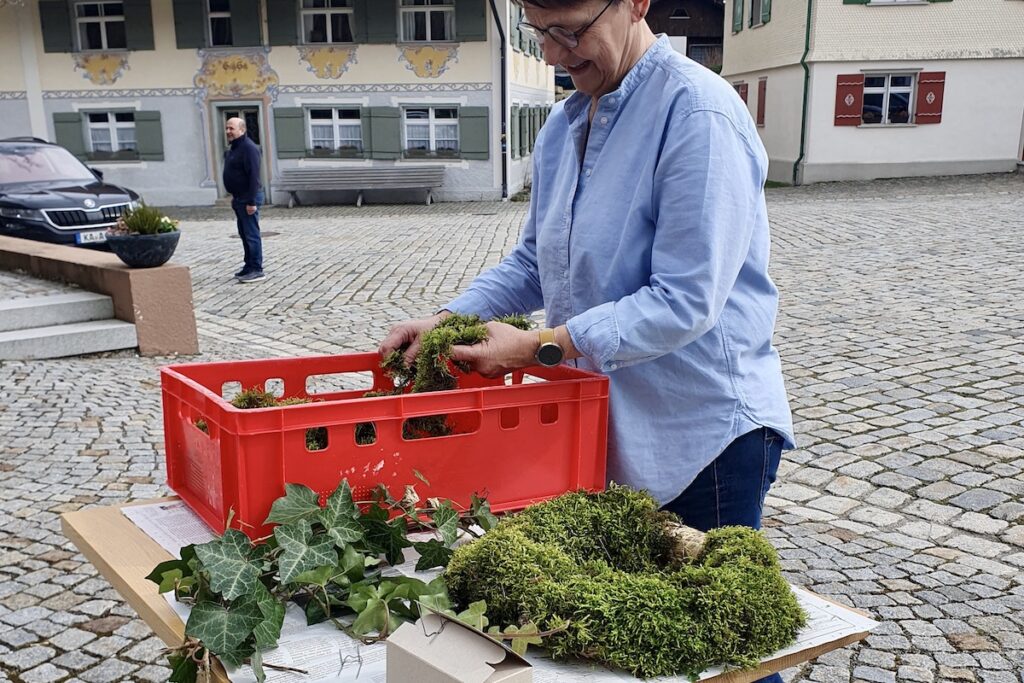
[662,427,784,683]
[232,191,263,273]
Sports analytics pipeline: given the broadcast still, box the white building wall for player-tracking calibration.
[802,59,1024,183]
[727,65,806,184]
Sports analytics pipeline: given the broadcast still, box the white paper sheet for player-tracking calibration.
[121,500,217,555]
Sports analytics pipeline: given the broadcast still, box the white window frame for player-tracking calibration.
[300,0,354,44]
[307,107,362,154]
[750,0,763,26]
[74,0,127,51]
[208,0,233,47]
[85,110,137,156]
[402,106,459,156]
[861,72,916,126]
[399,0,455,43]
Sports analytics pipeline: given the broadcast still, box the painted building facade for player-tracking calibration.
[0,0,553,205]
[722,0,1024,184]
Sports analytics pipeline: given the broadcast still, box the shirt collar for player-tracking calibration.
[562,34,672,123]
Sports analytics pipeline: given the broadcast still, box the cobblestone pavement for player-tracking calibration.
[0,172,1022,683]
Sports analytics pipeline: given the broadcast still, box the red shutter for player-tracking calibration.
[734,81,748,104]
[834,73,864,126]
[756,78,767,126]
[915,71,945,124]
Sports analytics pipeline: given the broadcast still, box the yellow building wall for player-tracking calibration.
[0,6,28,91]
[509,49,551,91]
[722,2,808,78]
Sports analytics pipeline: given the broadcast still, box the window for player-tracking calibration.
[86,111,136,158]
[400,0,454,42]
[208,0,233,46]
[750,0,763,25]
[862,73,914,125]
[670,8,690,20]
[75,1,127,51]
[308,108,362,154]
[403,107,458,156]
[301,0,353,43]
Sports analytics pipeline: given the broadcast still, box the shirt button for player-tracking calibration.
[607,363,617,370]
[600,116,608,125]
[585,169,592,176]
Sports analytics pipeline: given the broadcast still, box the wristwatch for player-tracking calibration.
[535,328,564,367]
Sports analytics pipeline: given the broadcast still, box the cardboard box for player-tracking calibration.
[387,612,531,683]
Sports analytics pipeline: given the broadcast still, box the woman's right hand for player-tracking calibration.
[379,311,451,366]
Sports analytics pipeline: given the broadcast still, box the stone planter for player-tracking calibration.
[106,230,180,268]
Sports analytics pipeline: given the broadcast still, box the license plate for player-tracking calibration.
[76,230,107,244]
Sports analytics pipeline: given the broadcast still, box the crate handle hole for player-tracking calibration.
[221,381,242,401]
[355,422,377,446]
[540,403,559,425]
[500,407,520,429]
[306,426,328,452]
[306,371,375,395]
[193,417,211,436]
[265,378,285,398]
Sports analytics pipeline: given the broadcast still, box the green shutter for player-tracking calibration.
[363,0,396,43]
[53,113,86,160]
[359,107,372,154]
[39,0,73,53]
[123,0,155,50]
[273,108,306,158]
[135,111,164,161]
[368,107,401,159]
[519,108,527,157]
[173,0,207,49]
[455,0,486,41]
[761,0,771,24]
[459,106,488,160]
[732,0,743,32]
[510,105,519,159]
[230,0,262,46]
[267,0,298,45]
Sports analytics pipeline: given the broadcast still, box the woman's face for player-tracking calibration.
[525,0,637,99]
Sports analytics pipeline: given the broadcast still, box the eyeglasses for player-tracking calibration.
[518,0,616,50]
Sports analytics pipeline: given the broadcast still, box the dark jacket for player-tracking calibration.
[222,135,262,205]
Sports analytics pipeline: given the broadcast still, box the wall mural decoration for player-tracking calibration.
[194,49,280,98]
[297,46,358,79]
[73,53,130,85]
[399,45,458,79]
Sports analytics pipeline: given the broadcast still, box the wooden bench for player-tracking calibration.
[273,166,446,208]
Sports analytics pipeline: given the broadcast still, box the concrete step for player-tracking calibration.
[0,292,114,333]
[0,319,138,360]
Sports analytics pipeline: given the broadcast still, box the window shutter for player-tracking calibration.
[914,71,945,124]
[511,7,520,51]
[519,108,527,157]
[734,81,748,104]
[123,0,155,50]
[39,0,73,53]
[273,107,306,158]
[455,0,486,42]
[732,0,743,33]
[368,107,401,159]
[531,107,539,150]
[133,111,164,161]
[834,73,864,126]
[359,107,373,154]
[510,105,519,159]
[53,113,87,160]
[756,78,766,126]
[459,107,489,160]
[267,0,298,45]
[230,0,262,46]
[362,0,396,43]
[173,0,207,49]
[761,0,771,25]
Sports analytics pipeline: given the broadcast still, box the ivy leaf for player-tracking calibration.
[146,545,198,593]
[469,494,498,532]
[502,623,543,656]
[167,652,198,683]
[432,502,459,546]
[361,506,410,566]
[235,584,285,650]
[319,481,363,547]
[351,597,389,637]
[303,596,328,625]
[291,565,338,587]
[185,600,262,655]
[250,648,265,683]
[264,483,322,526]
[416,593,451,613]
[337,544,367,584]
[274,520,337,584]
[194,530,261,601]
[412,539,454,571]
[456,600,489,631]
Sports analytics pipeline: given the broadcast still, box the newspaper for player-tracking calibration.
[130,501,877,683]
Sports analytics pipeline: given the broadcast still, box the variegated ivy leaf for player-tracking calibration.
[264,483,321,526]
[274,519,337,584]
[412,539,453,571]
[319,481,364,547]
[432,502,459,546]
[194,530,261,601]
[469,493,498,532]
[185,600,262,655]
[237,583,286,650]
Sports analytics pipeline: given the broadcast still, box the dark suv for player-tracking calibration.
[0,138,141,247]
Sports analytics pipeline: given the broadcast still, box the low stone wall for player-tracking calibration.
[0,236,199,357]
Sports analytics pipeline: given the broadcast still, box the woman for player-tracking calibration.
[382,3,794,675]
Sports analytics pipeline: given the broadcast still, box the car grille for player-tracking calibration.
[43,203,129,230]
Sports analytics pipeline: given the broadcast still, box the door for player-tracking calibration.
[215,104,269,199]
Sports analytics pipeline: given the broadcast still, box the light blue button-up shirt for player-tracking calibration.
[447,36,795,504]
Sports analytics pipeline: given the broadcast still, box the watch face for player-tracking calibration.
[537,343,563,366]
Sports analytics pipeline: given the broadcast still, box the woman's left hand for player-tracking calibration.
[449,322,538,378]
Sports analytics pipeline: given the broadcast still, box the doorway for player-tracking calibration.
[214,103,269,199]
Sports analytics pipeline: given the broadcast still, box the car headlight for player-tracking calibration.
[0,207,45,221]
[128,200,141,211]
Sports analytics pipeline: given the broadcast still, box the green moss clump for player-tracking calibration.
[443,486,807,679]
[228,389,325,450]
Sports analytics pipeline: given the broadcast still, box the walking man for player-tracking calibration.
[223,117,265,282]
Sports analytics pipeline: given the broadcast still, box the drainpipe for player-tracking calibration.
[792,0,813,186]
[488,0,509,200]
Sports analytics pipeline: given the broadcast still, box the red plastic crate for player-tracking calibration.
[160,353,609,538]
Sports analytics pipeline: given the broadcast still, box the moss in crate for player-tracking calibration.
[444,486,807,679]
[194,418,209,434]
[229,388,326,450]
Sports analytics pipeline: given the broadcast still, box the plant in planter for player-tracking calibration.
[106,203,181,268]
